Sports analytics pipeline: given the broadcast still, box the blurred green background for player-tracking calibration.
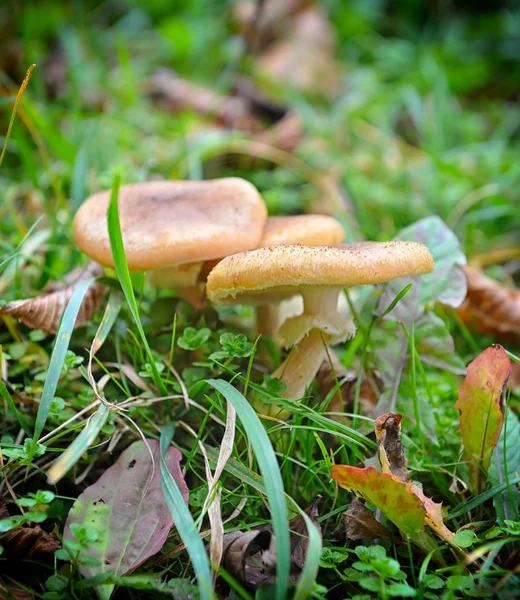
[1,0,519,271]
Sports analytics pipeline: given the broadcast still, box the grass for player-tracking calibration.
[1,1,520,599]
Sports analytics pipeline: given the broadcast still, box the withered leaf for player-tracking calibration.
[0,584,33,600]
[458,266,520,336]
[375,412,459,549]
[0,523,59,559]
[221,496,321,590]
[375,413,408,483]
[148,69,261,132]
[0,262,106,334]
[317,351,383,419]
[332,497,391,542]
[256,6,340,98]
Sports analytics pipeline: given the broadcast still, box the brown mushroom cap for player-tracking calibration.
[260,215,345,247]
[206,241,434,304]
[73,178,267,271]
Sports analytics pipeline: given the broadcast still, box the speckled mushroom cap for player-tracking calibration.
[206,241,434,304]
[73,178,267,271]
[260,215,345,247]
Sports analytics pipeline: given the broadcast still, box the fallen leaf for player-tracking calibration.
[375,412,459,548]
[457,266,520,336]
[378,216,467,324]
[375,413,408,483]
[317,351,383,419]
[148,69,261,132]
[221,496,321,590]
[0,262,106,334]
[254,112,304,153]
[256,6,340,98]
[333,413,461,557]
[455,345,512,494]
[232,0,311,53]
[63,439,189,598]
[332,465,441,555]
[0,505,59,559]
[332,497,391,542]
[0,585,33,600]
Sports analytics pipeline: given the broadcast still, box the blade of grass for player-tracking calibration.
[33,277,97,441]
[47,403,110,484]
[293,508,322,600]
[0,64,36,168]
[448,475,520,520]
[46,292,121,483]
[0,365,31,437]
[106,173,168,396]
[206,379,290,600]
[160,424,214,600]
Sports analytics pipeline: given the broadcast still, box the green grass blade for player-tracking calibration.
[33,277,96,441]
[46,291,121,483]
[160,425,214,600]
[47,403,110,484]
[0,376,31,437]
[293,508,322,600]
[206,379,290,600]
[106,174,168,396]
[448,475,520,520]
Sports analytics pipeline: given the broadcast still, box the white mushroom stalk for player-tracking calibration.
[263,287,355,413]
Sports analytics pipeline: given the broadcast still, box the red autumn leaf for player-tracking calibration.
[455,345,511,493]
[64,439,189,596]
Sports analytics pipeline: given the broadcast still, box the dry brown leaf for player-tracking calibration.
[317,352,383,419]
[256,6,340,98]
[332,497,391,542]
[148,69,261,132]
[0,518,59,560]
[457,266,520,336]
[232,0,312,52]
[221,496,321,590]
[0,585,33,600]
[0,262,106,334]
[375,413,408,483]
[254,112,304,153]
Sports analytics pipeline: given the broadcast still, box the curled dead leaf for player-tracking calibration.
[148,69,261,132]
[458,266,520,336]
[0,510,59,560]
[256,6,340,98]
[317,352,383,420]
[221,496,322,590]
[0,585,33,600]
[375,413,408,483]
[332,497,391,542]
[0,262,106,334]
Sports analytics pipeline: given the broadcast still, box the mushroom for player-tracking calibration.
[256,214,346,337]
[206,242,434,410]
[73,178,267,301]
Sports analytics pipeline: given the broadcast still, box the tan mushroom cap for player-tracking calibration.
[206,241,434,304]
[260,215,345,247]
[73,177,267,271]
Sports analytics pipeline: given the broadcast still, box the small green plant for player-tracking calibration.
[342,545,417,598]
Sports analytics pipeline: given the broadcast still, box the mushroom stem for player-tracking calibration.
[273,328,331,402]
[149,262,204,289]
[256,303,281,339]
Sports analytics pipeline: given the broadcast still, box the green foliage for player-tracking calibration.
[177,326,211,350]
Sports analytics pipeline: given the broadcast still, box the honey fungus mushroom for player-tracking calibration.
[72,178,267,301]
[206,242,434,409]
[256,214,345,337]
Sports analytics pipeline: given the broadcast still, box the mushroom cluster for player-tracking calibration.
[73,177,434,411]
